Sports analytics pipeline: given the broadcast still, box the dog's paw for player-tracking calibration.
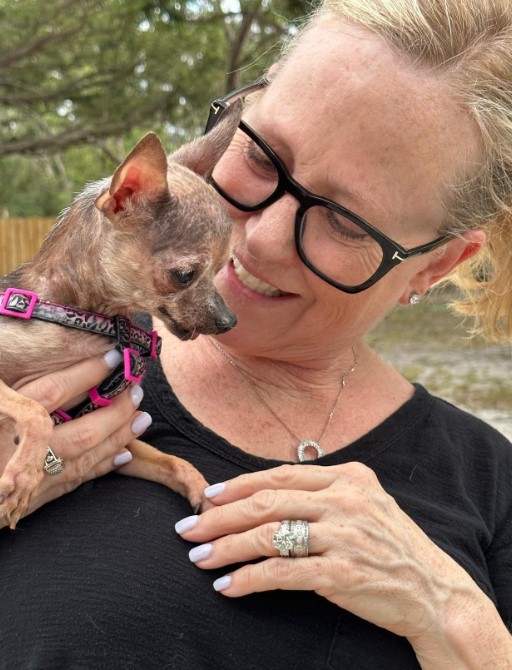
[159,456,209,513]
[0,465,41,529]
[0,473,16,503]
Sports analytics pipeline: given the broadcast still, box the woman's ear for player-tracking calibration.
[398,229,486,304]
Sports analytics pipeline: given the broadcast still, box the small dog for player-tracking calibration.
[0,101,241,528]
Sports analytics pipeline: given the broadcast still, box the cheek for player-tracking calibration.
[307,272,400,330]
[211,149,238,194]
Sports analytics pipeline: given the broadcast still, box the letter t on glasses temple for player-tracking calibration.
[205,77,269,135]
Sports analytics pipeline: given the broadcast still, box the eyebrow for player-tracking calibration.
[328,177,383,224]
[245,113,384,226]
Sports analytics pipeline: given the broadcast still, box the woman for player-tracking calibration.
[1,0,511,667]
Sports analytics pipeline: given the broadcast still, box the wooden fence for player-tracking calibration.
[0,217,54,278]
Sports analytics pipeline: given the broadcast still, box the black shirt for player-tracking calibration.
[1,355,511,669]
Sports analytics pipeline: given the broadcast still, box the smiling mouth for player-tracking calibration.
[232,257,285,297]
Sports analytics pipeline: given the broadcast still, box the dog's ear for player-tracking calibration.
[95,132,168,219]
[170,99,242,179]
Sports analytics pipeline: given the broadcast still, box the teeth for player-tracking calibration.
[232,257,283,296]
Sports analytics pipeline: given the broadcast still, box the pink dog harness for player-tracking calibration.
[0,287,161,424]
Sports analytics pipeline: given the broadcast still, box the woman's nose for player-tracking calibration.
[242,193,299,261]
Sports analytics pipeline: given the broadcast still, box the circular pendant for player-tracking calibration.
[297,440,324,462]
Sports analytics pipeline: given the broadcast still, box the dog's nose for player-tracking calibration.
[215,311,237,333]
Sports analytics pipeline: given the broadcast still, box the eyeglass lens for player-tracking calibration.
[211,125,385,288]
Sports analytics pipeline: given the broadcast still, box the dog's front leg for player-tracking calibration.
[118,439,210,513]
[0,379,53,528]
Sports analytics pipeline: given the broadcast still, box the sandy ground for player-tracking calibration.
[381,344,512,441]
[369,299,512,442]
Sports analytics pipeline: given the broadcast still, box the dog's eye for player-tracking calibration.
[170,269,195,287]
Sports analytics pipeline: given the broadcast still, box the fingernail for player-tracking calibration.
[103,348,123,368]
[189,543,212,563]
[204,482,225,498]
[175,515,199,534]
[131,412,152,434]
[113,450,133,466]
[130,384,144,407]
[213,575,232,592]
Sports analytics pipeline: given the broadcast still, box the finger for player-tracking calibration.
[176,487,331,543]
[46,423,138,491]
[49,384,146,461]
[204,463,343,506]
[17,349,123,413]
[212,555,329,597]
[188,520,325,569]
[25,407,153,520]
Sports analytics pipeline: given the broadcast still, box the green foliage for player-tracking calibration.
[0,0,313,215]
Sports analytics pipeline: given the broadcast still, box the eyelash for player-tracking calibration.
[244,141,276,173]
[326,210,366,241]
[242,134,366,241]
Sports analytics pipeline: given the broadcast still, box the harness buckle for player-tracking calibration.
[123,348,144,383]
[0,288,38,319]
[150,329,160,360]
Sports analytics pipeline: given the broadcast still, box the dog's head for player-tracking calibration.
[94,102,241,340]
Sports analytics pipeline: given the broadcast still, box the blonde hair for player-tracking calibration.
[286,0,512,342]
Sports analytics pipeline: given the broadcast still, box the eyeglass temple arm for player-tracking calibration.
[391,233,452,263]
[205,76,269,134]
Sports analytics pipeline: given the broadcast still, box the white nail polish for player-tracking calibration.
[131,412,152,434]
[213,575,232,592]
[204,482,225,498]
[103,348,123,369]
[113,450,133,466]
[189,544,212,563]
[175,515,199,534]
[130,384,144,407]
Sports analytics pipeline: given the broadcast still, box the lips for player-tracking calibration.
[231,256,285,297]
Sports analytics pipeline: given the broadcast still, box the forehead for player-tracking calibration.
[249,20,479,237]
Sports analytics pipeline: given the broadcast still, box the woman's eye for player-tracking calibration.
[327,211,367,241]
[245,140,276,174]
[170,269,195,287]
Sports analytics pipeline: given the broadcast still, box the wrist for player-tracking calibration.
[410,582,512,669]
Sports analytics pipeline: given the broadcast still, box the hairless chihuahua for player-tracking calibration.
[0,101,241,529]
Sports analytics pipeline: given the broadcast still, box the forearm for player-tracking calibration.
[411,583,512,669]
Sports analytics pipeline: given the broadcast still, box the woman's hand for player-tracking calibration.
[175,463,512,668]
[0,352,152,527]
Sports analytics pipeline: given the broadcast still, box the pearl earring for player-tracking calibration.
[409,292,421,305]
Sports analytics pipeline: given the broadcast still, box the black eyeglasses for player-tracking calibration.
[205,78,452,294]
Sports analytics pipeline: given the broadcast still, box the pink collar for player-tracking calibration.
[1,287,161,423]
[0,287,160,360]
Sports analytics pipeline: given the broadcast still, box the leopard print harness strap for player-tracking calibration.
[0,288,161,424]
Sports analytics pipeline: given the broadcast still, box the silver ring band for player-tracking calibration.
[44,446,65,476]
[289,519,309,557]
[272,519,309,558]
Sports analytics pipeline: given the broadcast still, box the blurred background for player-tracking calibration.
[0,0,310,217]
[1,0,510,438]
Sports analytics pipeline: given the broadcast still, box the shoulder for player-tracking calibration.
[410,384,512,513]
[415,383,511,454]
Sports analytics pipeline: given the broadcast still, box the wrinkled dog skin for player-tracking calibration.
[0,101,241,528]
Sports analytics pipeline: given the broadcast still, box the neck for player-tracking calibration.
[215,335,366,392]
[212,338,359,461]
[157,323,415,461]
[1,183,123,315]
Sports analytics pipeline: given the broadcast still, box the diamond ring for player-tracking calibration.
[272,519,309,558]
[44,446,65,476]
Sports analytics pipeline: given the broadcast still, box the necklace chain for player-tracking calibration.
[212,340,358,462]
